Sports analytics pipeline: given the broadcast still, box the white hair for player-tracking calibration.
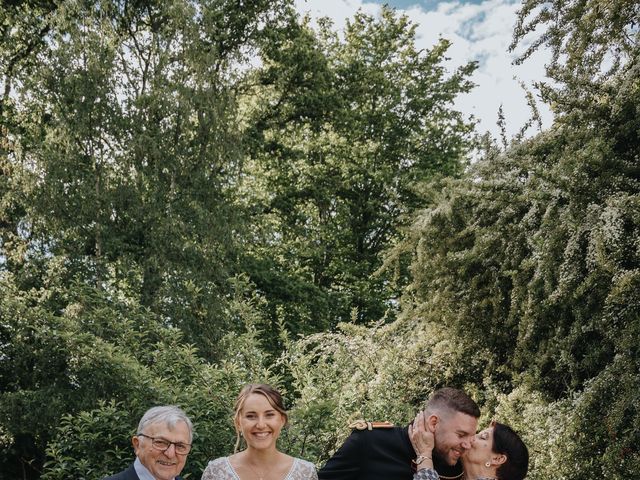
[137,405,193,443]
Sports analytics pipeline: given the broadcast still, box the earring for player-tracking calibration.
[485,462,491,468]
[239,431,243,437]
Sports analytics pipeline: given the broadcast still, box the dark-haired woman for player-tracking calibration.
[409,412,528,480]
[201,384,317,480]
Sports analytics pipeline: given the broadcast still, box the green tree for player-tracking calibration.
[2,0,295,357]
[0,0,298,477]
[241,7,477,341]
[396,47,640,477]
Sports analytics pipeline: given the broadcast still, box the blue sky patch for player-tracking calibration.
[383,0,486,10]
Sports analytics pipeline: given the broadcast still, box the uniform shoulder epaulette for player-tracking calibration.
[348,420,395,430]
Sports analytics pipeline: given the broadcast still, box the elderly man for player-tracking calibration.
[318,387,480,480]
[105,405,193,480]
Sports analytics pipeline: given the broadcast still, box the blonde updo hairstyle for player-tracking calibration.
[233,383,289,452]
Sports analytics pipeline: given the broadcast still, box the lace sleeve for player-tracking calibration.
[200,457,236,480]
[414,468,440,480]
[290,458,318,480]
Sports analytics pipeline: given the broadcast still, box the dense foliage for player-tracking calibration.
[1,0,296,360]
[239,6,476,343]
[1,0,638,479]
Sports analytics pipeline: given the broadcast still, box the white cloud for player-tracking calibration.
[294,0,553,139]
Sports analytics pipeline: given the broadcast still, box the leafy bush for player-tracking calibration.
[0,269,279,479]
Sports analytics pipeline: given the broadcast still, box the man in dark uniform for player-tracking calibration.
[318,387,480,480]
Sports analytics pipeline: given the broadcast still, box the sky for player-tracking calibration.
[294,0,553,140]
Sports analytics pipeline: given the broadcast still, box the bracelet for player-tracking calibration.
[413,454,432,465]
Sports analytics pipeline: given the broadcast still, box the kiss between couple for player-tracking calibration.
[318,387,528,480]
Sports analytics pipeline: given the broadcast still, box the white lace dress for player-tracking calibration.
[201,456,318,480]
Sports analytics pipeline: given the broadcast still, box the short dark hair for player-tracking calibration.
[492,421,529,480]
[425,387,481,418]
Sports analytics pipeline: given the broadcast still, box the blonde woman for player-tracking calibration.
[202,384,317,480]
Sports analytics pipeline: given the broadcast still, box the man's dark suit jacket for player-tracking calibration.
[318,425,463,480]
[104,463,183,480]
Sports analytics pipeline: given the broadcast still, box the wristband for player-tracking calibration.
[413,454,432,465]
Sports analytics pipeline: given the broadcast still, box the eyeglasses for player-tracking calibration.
[136,433,192,455]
